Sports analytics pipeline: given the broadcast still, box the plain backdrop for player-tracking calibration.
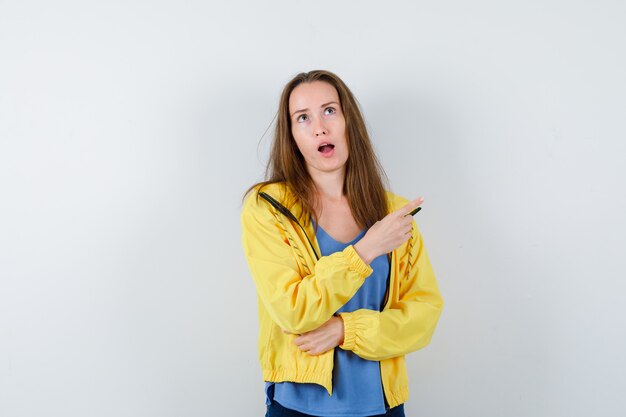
[1,1,625,416]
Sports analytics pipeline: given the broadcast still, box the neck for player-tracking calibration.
[309,167,345,202]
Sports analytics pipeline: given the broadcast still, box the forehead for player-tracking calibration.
[289,81,340,112]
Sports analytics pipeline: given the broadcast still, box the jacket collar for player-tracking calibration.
[257,182,311,225]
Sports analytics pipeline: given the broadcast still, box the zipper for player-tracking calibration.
[259,191,320,260]
[380,252,392,311]
[379,251,393,407]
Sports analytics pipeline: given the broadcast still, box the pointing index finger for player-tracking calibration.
[399,197,424,217]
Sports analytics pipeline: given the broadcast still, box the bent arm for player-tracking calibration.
[338,222,443,361]
[241,192,372,334]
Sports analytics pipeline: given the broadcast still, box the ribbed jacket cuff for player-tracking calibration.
[338,311,356,351]
[343,245,373,278]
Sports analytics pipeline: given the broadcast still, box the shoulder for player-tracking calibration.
[242,181,291,215]
[384,190,410,213]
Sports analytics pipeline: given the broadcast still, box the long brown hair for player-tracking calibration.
[244,70,389,229]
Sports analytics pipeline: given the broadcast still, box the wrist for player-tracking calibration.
[354,240,377,265]
[335,315,344,345]
[338,312,356,351]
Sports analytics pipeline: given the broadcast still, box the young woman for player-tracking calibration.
[241,70,444,417]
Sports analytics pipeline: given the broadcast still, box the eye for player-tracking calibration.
[296,114,308,122]
[324,107,336,115]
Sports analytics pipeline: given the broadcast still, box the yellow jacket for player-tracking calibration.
[241,182,443,408]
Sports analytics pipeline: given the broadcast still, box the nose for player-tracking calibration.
[313,119,327,136]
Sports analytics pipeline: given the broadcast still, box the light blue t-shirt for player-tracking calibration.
[266,220,390,417]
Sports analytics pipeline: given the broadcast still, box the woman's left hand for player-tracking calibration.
[284,316,345,356]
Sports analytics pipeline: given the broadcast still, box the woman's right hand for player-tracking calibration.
[353,197,424,264]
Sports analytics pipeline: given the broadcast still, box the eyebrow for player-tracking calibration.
[290,101,340,118]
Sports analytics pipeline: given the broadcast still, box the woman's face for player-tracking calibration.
[288,81,348,178]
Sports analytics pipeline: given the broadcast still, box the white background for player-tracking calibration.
[1,1,625,416]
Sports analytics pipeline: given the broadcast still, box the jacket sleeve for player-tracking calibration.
[241,192,373,334]
[338,221,444,361]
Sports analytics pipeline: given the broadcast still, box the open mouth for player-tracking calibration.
[318,143,335,153]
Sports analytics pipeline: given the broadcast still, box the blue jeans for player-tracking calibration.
[265,399,406,417]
